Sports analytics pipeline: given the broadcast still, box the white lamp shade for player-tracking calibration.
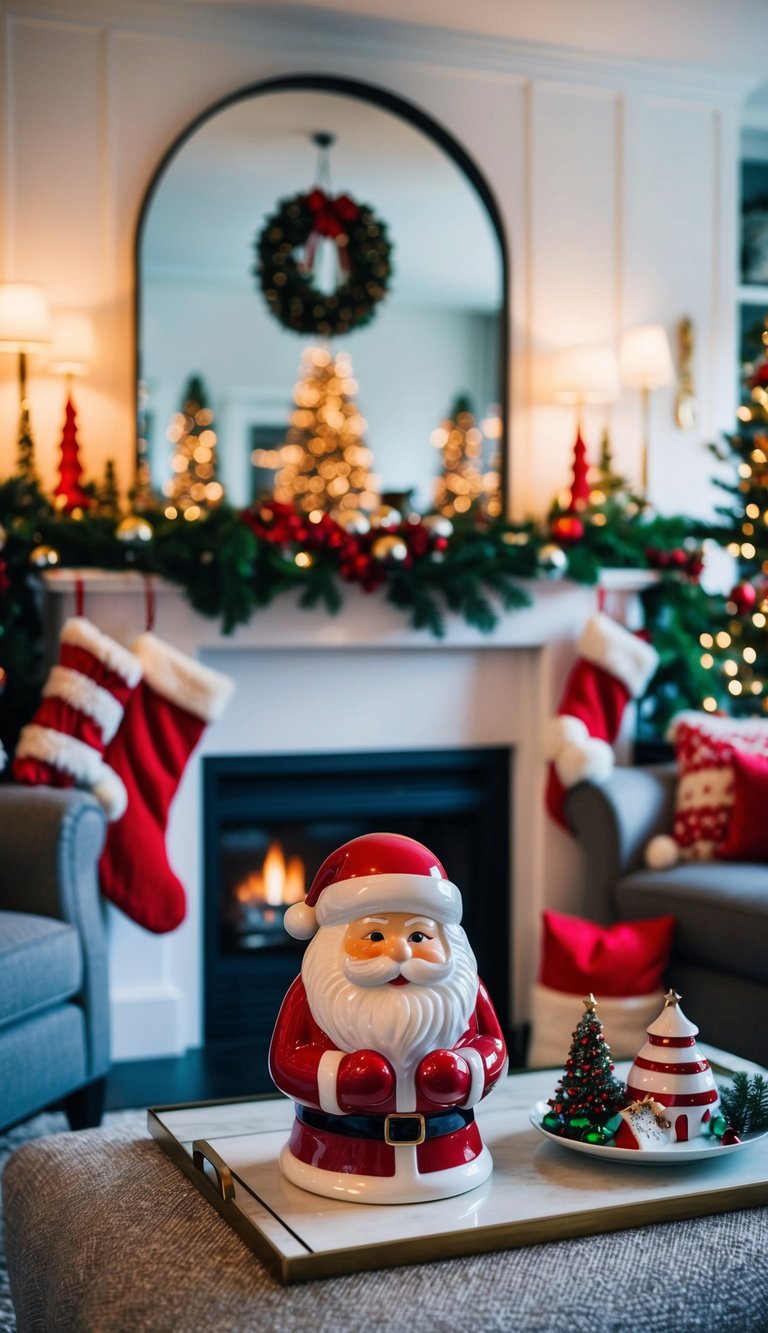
[550,344,620,405]
[0,283,52,352]
[47,310,96,375]
[619,325,674,389]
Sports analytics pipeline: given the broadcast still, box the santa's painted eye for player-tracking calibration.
[365,930,385,942]
[408,931,430,943]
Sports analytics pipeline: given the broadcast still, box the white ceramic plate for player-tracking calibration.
[529,1101,768,1166]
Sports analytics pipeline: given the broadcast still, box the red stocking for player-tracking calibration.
[98,632,234,934]
[545,612,658,829]
[12,617,142,818]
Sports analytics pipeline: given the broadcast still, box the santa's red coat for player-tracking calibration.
[269,974,507,1178]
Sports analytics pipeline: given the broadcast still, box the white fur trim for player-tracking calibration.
[44,666,124,742]
[554,736,614,787]
[543,714,589,760]
[577,612,658,698]
[461,1047,486,1109]
[61,617,142,687]
[527,984,667,1067]
[91,764,128,821]
[317,1050,345,1115]
[132,633,235,722]
[315,872,463,928]
[645,834,680,869]
[14,724,104,784]
[666,710,768,741]
[284,900,318,940]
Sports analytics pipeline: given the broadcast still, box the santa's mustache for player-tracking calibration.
[343,952,454,988]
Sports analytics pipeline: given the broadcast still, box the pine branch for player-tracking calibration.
[718,1072,768,1134]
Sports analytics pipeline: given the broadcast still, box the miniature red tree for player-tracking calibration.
[53,395,92,513]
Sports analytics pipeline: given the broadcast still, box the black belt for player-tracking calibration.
[297,1104,474,1147]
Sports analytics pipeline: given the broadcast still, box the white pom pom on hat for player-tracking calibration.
[283,831,463,941]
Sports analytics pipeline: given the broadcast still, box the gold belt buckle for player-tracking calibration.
[384,1112,426,1146]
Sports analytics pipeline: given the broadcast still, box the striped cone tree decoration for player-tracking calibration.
[622,989,719,1143]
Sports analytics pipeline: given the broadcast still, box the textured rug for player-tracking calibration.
[0,1108,143,1333]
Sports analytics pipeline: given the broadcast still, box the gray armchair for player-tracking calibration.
[566,766,768,1067]
[0,786,110,1130]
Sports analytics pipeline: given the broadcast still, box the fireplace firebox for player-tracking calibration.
[203,748,511,1071]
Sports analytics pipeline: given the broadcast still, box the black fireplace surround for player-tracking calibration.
[203,748,512,1073]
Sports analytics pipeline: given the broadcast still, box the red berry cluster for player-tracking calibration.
[645,545,704,582]
[241,501,449,593]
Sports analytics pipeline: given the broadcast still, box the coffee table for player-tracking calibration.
[4,1062,768,1332]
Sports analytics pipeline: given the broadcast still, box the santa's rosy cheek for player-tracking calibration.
[344,938,383,961]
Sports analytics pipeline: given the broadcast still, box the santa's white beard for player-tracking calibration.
[302,922,479,1083]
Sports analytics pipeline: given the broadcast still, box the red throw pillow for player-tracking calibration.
[670,713,768,861]
[538,910,676,996]
[716,748,768,862]
[528,910,676,1066]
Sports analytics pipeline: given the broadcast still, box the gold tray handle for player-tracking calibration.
[192,1139,236,1201]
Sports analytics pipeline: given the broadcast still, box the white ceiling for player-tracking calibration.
[141,89,503,311]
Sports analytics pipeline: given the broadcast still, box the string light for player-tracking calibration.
[432,397,502,519]
[164,379,222,518]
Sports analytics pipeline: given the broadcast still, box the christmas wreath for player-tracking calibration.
[254,188,393,337]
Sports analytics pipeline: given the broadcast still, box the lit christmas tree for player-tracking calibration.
[273,347,379,516]
[544,994,626,1141]
[53,396,92,514]
[431,395,501,519]
[699,323,768,715]
[164,375,224,519]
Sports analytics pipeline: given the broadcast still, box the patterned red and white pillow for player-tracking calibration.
[646,712,768,866]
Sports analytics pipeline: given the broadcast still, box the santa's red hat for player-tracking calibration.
[284,832,462,940]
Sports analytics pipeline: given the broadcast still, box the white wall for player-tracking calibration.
[0,0,758,519]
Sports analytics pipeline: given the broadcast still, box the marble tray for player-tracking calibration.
[148,1057,768,1284]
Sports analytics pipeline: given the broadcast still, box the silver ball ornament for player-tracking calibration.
[369,505,402,530]
[333,509,371,535]
[371,534,408,564]
[538,543,567,578]
[421,514,454,539]
[115,514,153,543]
[30,544,60,569]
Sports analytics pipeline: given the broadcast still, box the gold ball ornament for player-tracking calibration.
[115,514,153,543]
[30,544,60,569]
[371,534,409,564]
[369,505,402,530]
[538,543,567,578]
[421,514,454,539]
[333,510,371,535]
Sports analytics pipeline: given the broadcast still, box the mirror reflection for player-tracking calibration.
[138,85,505,518]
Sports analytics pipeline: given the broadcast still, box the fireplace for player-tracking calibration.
[203,747,512,1066]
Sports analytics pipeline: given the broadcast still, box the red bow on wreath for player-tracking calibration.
[304,188,361,274]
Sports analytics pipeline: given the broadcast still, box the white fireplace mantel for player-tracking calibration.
[41,568,647,1061]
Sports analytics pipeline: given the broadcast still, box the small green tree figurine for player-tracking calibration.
[544,994,627,1141]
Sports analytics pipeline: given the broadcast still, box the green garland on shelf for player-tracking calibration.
[0,474,717,758]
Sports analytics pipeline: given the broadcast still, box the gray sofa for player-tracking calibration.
[0,786,110,1131]
[565,765,768,1068]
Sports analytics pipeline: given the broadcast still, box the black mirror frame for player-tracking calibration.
[133,71,510,511]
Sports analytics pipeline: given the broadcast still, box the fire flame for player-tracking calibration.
[234,841,305,908]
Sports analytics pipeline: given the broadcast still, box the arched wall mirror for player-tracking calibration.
[136,76,508,518]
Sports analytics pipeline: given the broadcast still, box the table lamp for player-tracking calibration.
[46,310,97,512]
[551,344,619,509]
[0,282,51,475]
[619,324,674,493]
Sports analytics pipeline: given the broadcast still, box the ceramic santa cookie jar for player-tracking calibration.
[269,832,509,1204]
[624,989,719,1142]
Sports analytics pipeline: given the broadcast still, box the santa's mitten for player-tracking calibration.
[415,1049,471,1107]
[336,1050,396,1111]
[546,612,658,828]
[99,632,234,934]
[12,617,142,819]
